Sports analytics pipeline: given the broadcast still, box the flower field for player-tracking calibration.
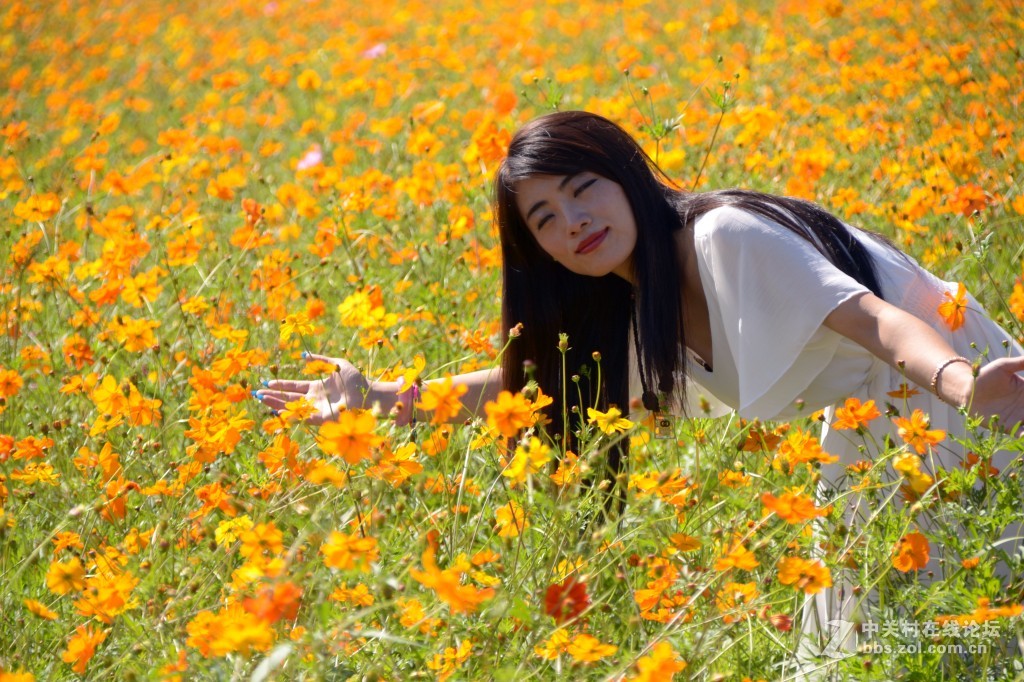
[3,0,1024,679]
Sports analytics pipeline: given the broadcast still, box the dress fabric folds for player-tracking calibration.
[683,205,1023,655]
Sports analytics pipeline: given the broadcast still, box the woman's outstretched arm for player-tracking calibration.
[254,354,503,426]
[824,292,1024,432]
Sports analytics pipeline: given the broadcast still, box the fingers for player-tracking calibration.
[256,388,309,402]
[256,393,290,412]
[1001,355,1024,373]
[264,379,312,393]
[253,393,329,425]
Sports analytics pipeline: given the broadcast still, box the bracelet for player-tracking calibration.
[929,356,971,395]
[409,383,420,429]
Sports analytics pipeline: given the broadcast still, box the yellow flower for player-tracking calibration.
[534,628,571,660]
[279,311,315,342]
[586,406,633,434]
[494,500,528,538]
[503,437,552,486]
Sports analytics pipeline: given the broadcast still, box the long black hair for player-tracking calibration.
[494,111,889,491]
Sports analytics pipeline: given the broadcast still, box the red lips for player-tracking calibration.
[575,227,609,254]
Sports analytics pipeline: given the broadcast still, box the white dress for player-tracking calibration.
[683,205,1023,654]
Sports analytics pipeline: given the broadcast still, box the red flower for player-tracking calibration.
[544,577,590,624]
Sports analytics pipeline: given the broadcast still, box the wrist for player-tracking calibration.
[382,379,416,426]
[932,357,974,408]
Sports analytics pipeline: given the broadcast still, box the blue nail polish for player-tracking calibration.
[251,390,259,398]
[270,410,279,416]
[301,351,309,359]
[261,379,269,387]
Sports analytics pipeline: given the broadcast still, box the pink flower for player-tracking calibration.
[362,43,387,59]
[296,144,322,171]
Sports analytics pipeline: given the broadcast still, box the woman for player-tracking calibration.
[256,110,1024,646]
[257,110,1024,442]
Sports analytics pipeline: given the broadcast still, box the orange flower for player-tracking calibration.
[51,531,84,555]
[713,542,759,572]
[777,556,833,594]
[241,581,303,624]
[937,282,969,331]
[773,429,837,474]
[279,397,317,424]
[13,192,61,222]
[936,598,1024,627]
[893,409,945,454]
[715,581,759,623]
[320,531,379,572]
[495,500,528,538]
[46,557,86,595]
[416,377,468,425]
[316,409,383,464]
[832,397,881,430]
[893,532,930,572]
[887,383,922,399]
[484,390,534,437]
[631,641,687,681]
[566,633,618,663]
[427,640,473,682]
[61,624,108,674]
[239,522,284,561]
[0,368,23,398]
[410,546,495,615]
[24,598,58,620]
[761,490,830,524]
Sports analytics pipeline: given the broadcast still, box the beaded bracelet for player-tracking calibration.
[409,382,420,429]
[929,356,971,395]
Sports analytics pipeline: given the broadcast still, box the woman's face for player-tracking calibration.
[514,172,638,282]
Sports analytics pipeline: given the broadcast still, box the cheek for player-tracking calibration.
[533,232,560,258]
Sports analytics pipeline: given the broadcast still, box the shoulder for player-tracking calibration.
[692,204,784,244]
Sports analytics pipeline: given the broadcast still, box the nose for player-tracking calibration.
[567,206,591,236]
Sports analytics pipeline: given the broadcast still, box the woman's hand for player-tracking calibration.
[254,354,373,425]
[969,356,1024,435]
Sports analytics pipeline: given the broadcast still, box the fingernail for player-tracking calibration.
[270,410,279,416]
[251,390,259,398]
[301,351,309,359]
[261,379,269,387]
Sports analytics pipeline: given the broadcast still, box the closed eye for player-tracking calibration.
[537,214,553,230]
[574,178,597,196]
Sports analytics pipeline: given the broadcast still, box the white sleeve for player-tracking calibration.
[694,205,872,419]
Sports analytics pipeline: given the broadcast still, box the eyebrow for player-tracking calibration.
[525,174,577,222]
